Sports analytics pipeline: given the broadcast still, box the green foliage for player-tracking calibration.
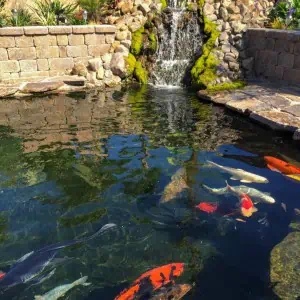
[191,16,220,88]
[29,0,78,25]
[161,0,167,10]
[207,80,246,92]
[131,27,144,56]
[268,1,288,21]
[148,32,157,52]
[125,53,136,76]
[270,18,286,29]
[134,61,148,84]
[0,0,6,11]
[10,9,33,26]
[0,15,6,28]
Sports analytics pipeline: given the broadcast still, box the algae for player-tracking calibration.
[207,80,246,92]
[125,53,137,76]
[191,15,220,88]
[134,61,148,84]
[148,32,157,52]
[161,0,167,10]
[131,27,145,56]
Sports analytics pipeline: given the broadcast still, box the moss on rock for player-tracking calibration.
[134,61,148,84]
[148,33,157,53]
[125,53,137,76]
[161,0,167,10]
[131,27,145,56]
[207,81,246,92]
[191,16,220,88]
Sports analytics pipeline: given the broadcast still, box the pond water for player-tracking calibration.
[0,85,299,299]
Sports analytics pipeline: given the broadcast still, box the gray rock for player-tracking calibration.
[219,32,229,42]
[115,44,130,54]
[219,7,228,21]
[21,81,64,93]
[229,62,240,71]
[138,3,150,15]
[203,3,215,15]
[110,53,127,78]
[97,66,105,80]
[121,40,132,49]
[88,58,103,72]
[242,57,254,71]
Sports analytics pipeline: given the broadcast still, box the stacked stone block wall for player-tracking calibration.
[0,25,116,81]
[244,29,300,85]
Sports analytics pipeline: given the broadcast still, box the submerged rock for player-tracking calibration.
[270,225,300,299]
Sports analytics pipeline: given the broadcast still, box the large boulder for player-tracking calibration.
[110,53,127,78]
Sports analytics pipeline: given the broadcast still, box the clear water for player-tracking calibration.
[0,86,299,299]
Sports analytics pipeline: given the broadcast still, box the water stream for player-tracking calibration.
[152,1,203,86]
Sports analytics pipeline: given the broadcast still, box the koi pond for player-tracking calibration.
[0,85,299,299]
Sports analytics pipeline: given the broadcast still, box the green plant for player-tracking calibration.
[134,61,148,84]
[207,80,246,92]
[10,9,33,26]
[0,15,6,28]
[0,0,6,12]
[148,33,157,53]
[78,0,108,21]
[125,53,136,76]
[131,27,144,56]
[29,0,78,25]
[270,17,286,29]
[161,0,167,10]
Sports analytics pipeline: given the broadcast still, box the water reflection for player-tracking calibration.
[0,85,298,299]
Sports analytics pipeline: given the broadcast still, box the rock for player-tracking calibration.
[229,62,240,71]
[223,22,231,31]
[221,44,231,53]
[71,62,88,77]
[230,21,247,33]
[206,14,218,21]
[239,3,248,16]
[219,32,229,42]
[293,129,300,140]
[105,69,113,79]
[270,229,300,299]
[21,81,64,93]
[121,40,132,49]
[110,53,127,78]
[116,31,128,41]
[117,0,134,14]
[224,53,236,62]
[97,66,105,80]
[242,57,254,71]
[219,7,228,21]
[46,75,86,86]
[227,3,240,14]
[0,86,18,97]
[222,0,231,8]
[203,3,215,15]
[88,58,103,72]
[226,98,263,115]
[86,71,97,83]
[102,53,112,65]
[115,44,130,54]
[104,75,122,87]
[138,3,150,15]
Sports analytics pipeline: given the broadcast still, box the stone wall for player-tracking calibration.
[243,28,300,85]
[0,25,116,82]
[202,0,274,85]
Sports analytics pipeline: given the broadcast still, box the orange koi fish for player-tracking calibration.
[114,263,185,300]
[0,272,5,280]
[195,202,219,214]
[239,194,258,217]
[264,156,300,175]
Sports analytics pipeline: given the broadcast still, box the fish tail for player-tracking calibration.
[77,223,117,245]
[73,276,90,287]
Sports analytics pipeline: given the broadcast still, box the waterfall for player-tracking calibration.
[151,1,203,87]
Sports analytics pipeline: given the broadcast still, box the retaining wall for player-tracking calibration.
[244,28,300,85]
[0,25,116,81]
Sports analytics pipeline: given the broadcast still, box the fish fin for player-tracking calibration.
[252,207,258,213]
[73,276,89,286]
[15,251,34,264]
[30,268,56,286]
[230,177,239,180]
[240,180,253,183]
[34,296,42,300]
[82,283,92,286]
[266,164,281,173]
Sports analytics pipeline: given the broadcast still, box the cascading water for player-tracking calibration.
[151,0,203,87]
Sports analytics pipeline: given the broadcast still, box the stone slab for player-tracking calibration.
[24,26,48,35]
[225,98,264,115]
[0,86,19,98]
[0,27,24,36]
[94,25,116,33]
[21,81,64,93]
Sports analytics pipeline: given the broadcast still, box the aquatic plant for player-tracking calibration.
[134,61,148,84]
[125,53,137,76]
[131,27,145,56]
[148,32,157,53]
[191,15,220,88]
[207,80,246,92]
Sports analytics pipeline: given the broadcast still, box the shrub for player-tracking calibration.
[77,0,109,21]
[29,0,78,25]
[10,9,33,26]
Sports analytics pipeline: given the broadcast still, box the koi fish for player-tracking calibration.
[160,168,188,203]
[0,223,116,291]
[264,156,300,175]
[239,194,258,217]
[195,202,219,214]
[202,182,275,204]
[207,160,269,183]
[34,276,91,300]
[0,272,5,280]
[114,263,185,300]
[286,174,300,182]
[149,284,192,300]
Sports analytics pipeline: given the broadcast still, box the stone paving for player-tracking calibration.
[197,80,300,140]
